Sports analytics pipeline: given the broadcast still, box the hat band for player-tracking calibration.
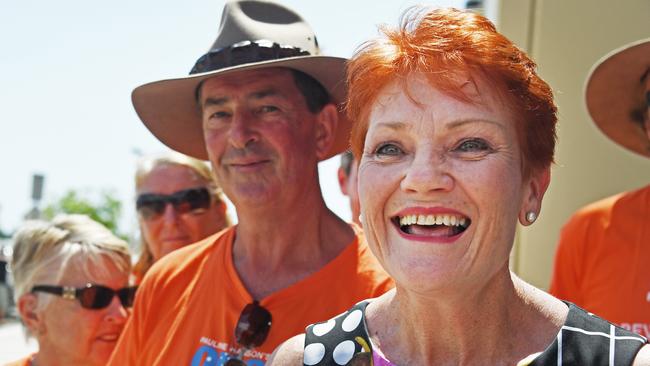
[189,40,311,75]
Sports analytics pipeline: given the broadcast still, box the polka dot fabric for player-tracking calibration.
[304,301,373,366]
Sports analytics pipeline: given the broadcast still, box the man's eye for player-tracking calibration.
[455,139,490,152]
[259,106,279,113]
[209,111,230,119]
[375,143,403,156]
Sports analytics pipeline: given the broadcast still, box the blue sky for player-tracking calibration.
[0,0,477,236]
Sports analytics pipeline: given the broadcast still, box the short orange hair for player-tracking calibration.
[347,7,557,175]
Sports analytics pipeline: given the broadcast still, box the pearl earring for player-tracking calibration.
[526,211,537,223]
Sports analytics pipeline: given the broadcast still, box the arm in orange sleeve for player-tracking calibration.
[549,212,590,304]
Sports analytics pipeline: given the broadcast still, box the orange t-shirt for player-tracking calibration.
[108,226,393,365]
[549,185,650,337]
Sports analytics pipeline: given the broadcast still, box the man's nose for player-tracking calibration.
[228,110,259,149]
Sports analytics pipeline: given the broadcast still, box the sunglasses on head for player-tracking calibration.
[225,300,272,366]
[31,283,137,310]
[136,187,212,220]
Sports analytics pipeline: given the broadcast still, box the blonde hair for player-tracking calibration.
[11,214,131,310]
[133,152,231,279]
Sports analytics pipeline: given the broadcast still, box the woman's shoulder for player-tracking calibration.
[530,302,647,365]
[269,300,374,366]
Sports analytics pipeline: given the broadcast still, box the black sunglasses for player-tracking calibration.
[136,187,212,220]
[31,284,137,310]
[225,300,272,366]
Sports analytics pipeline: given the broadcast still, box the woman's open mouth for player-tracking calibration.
[392,213,471,237]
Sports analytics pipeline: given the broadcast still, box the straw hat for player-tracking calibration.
[132,0,350,160]
[585,38,650,157]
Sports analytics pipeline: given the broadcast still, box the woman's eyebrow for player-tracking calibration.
[445,118,505,131]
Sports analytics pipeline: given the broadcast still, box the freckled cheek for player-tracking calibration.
[358,164,399,224]
[461,164,522,216]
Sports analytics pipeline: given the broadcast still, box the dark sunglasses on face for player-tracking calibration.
[136,187,212,220]
[31,284,137,310]
[225,300,272,366]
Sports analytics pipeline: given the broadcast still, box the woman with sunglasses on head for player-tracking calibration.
[270,7,650,366]
[133,151,231,283]
[6,214,134,366]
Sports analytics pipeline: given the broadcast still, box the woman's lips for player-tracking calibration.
[391,210,471,243]
[96,333,120,342]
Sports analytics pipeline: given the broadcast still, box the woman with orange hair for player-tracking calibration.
[270,7,649,365]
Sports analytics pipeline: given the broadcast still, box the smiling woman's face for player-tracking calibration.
[36,256,130,366]
[359,73,545,293]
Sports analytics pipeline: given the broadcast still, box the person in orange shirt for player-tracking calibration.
[133,151,231,283]
[550,38,650,338]
[107,1,393,365]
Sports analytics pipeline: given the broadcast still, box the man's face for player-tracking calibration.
[199,68,327,207]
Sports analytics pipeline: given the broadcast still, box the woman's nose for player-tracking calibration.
[104,296,129,324]
[400,148,454,194]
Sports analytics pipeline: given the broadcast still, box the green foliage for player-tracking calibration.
[42,190,125,239]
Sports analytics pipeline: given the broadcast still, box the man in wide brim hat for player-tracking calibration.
[108,1,392,365]
[131,1,351,161]
[585,38,650,157]
[550,38,650,339]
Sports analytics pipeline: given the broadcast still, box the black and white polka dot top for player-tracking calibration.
[303,301,647,366]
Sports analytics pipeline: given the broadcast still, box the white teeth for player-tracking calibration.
[399,214,469,227]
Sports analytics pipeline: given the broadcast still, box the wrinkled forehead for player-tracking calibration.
[373,71,512,114]
[198,67,295,99]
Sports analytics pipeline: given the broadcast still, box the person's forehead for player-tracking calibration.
[59,253,128,286]
[138,164,207,194]
[200,67,295,95]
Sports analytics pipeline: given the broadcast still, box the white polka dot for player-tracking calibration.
[312,319,336,336]
[333,340,356,365]
[303,343,326,365]
[341,309,363,332]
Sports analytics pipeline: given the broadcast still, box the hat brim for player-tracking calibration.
[585,38,650,157]
[132,55,350,161]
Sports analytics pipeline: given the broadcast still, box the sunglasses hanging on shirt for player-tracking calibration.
[225,300,272,366]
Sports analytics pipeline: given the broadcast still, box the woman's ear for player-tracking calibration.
[314,104,339,160]
[519,167,551,226]
[18,293,44,335]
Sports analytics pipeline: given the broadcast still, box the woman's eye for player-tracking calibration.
[375,143,403,156]
[455,138,491,152]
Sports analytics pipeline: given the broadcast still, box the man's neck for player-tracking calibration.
[231,195,355,300]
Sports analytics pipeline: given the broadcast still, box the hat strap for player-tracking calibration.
[189,40,311,75]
